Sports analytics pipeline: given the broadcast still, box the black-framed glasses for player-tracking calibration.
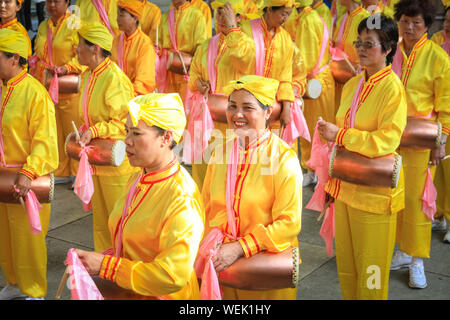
[353,40,382,49]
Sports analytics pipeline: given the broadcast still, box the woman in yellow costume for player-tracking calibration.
[431,3,450,244]
[139,0,161,45]
[190,0,213,37]
[74,93,205,300]
[0,29,58,300]
[201,75,302,300]
[331,0,369,115]
[312,0,332,33]
[111,0,156,95]
[76,22,137,253]
[286,0,336,187]
[75,0,120,37]
[157,0,207,102]
[318,15,407,299]
[389,0,450,289]
[32,0,84,184]
[187,0,248,190]
[0,0,31,57]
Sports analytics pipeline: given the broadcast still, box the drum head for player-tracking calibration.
[306,79,322,99]
[111,140,126,167]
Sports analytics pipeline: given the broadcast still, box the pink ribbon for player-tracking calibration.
[280,99,310,146]
[92,0,115,37]
[65,248,104,300]
[309,16,330,79]
[250,19,265,76]
[155,49,169,93]
[319,202,335,257]
[14,187,42,235]
[330,13,349,62]
[182,92,214,164]
[74,146,94,212]
[421,167,437,221]
[305,123,333,212]
[392,43,403,78]
[117,33,125,71]
[207,34,220,94]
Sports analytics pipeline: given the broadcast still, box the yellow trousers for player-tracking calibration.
[0,202,51,298]
[396,149,435,258]
[334,199,397,300]
[222,285,297,300]
[91,174,132,252]
[53,93,82,177]
[434,142,450,222]
[299,69,336,170]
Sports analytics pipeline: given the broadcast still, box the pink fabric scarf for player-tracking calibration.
[330,13,349,62]
[250,19,265,76]
[74,146,94,212]
[117,33,125,71]
[92,0,115,36]
[280,99,311,145]
[442,32,450,55]
[309,16,330,79]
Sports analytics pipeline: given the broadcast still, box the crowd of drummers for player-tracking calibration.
[0,0,449,301]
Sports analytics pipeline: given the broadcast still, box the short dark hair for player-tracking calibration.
[2,51,28,66]
[80,36,112,58]
[263,6,286,13]
[152,126,177,150]
[394,0,435,28]
[358,14,399,64]
[445,6,450,16]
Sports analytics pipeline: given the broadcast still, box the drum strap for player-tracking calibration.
[206,34,220,94]
[92,0,115,37]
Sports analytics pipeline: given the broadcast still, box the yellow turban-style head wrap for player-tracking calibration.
[0,29,28,59]
[263,0,294,8]
[443,0,450,7]
[294,0,312,8]
[78,22,113,51]
[223,75,280,106]
[118,0,145,20]
[127,93,186,143]
[211,0,245,15]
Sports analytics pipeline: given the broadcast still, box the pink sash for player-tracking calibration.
[92,0,115,37]
[117,33,125,71]
[347,75,365,129]
[207,34,220,94]
[392,43,403,78]
[45,24,62,104]
[309,16,330,79]
[330,13,349,62]
[250,19,265,76]
[442,32,450,56]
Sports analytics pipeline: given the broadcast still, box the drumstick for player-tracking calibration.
[71,121,83,147]
[19,196,26,210]
[56,266,69,300]
[177,51,188,75]
[343,55,357,74]
[442,155,450,161]
[317,199,332,222]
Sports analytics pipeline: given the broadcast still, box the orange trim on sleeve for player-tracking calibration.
[19,169,36,180]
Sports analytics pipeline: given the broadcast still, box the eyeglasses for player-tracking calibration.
[353,40,382,49]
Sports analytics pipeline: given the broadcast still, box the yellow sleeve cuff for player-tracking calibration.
[99,255,122,283]
[335,128,347,146]
[442,126,450,136]
[238,233,262,258]
[19,168,36,180]
[89,126,100,139]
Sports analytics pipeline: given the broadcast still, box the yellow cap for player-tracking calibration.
[78,22,113,51]
[0,29,28,59]
[294,0,312,8]
[118,0,145,20]
[211,0,245,15]
[127,93,186,143]
[223,75,280,106]
[263,0,295,8]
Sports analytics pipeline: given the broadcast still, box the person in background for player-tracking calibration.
[75,0,120,37]
[34,0,46,28]
[362,0,394,17]
[0,0,32,57]
[312,0,332,33]
[139,0,161,45]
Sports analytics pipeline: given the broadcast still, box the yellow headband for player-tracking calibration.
[223,75,280,106]
[78,22,113,51]
[118,0,145,20]
[0,29,28,59]
[294,0,312,8]
[263,0,294,8]
[211,0,245,15]
[128,93,186,143]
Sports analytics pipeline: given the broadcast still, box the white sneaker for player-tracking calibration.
[409,262,427,289]
[390,250,412,270]
[0,285,27,300]
[432,218,447,232]
[444,229,450,244]
[302,172,318,187]
[25,297,45,300]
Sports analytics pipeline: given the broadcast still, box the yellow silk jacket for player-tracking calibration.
[396,34,450,136]
[111,27,156,96]
[225,18,295,102]
[140,1,161,45]
[100,163,204,299]
[332,6,370,63]
[190,0,213,38]
[75,0,120,36]
[33,13,84,85]
[0,18,32,58]
[430,30,447,49]
[78,57,136,176]
[1,69,58,179]
[202,131,302,259]
[313,0,332,34]
[325,66,407,214]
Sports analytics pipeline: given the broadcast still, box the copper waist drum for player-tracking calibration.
[167,50,192,75]
[330,60,356,84]
[0,167,54,204]
[400,117,442,149]
[218,246,299,291]
[207,93,284,124]
[65,132,126,167]
[44,69,81,94]
[329,145,402,188]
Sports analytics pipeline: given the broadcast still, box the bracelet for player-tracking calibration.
[227,24,237,28]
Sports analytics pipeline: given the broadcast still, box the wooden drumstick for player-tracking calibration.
[72,121,80,141]
[344,55,357,75]
[443,155,450,161]
[19,196,26,210]
[317,198,332,222]
[56,266,69,300]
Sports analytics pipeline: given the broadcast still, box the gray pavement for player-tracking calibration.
[0,165,449,300]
